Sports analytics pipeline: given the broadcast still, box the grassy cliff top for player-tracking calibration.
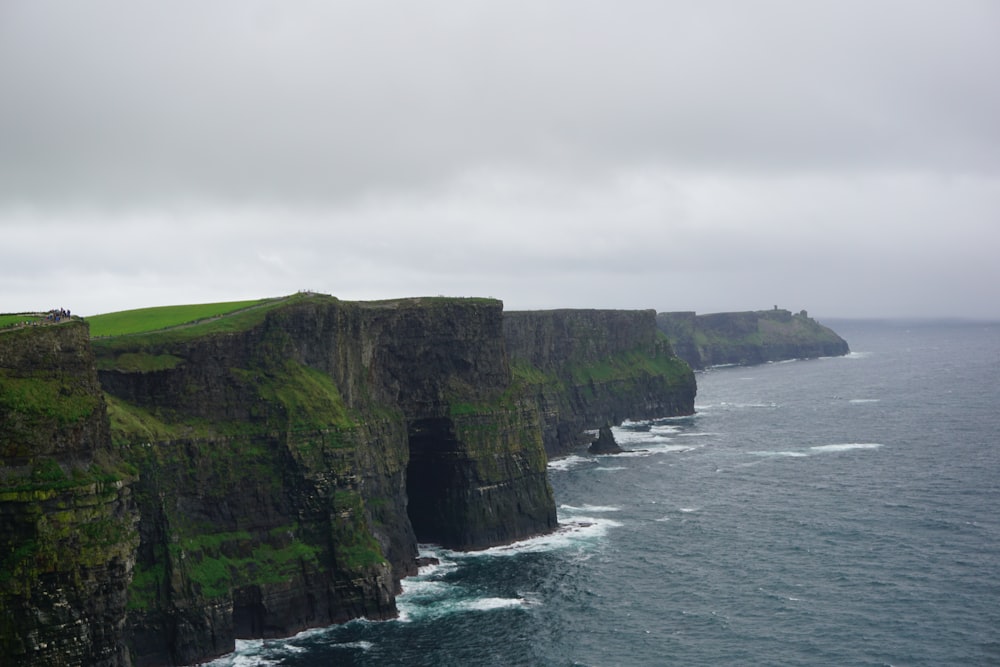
[356,296,501,308]
[0,314,42,329]
[87,293,502,340]
[86,297,285,337]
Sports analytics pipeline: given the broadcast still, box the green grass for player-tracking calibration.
[358,296,501,308]
[565,344,691,385]
[148,529,324,601]
[86,298,273,337]
[0,314,41,329]
[0,374,101,427]
[95,352,185,372]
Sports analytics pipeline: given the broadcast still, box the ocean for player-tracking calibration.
[204,319,1000,666]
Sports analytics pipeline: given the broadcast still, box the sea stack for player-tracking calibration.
[588,424,624,454]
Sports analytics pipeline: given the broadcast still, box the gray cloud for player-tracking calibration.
[2,1,999,318]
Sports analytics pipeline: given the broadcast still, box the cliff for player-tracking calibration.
[1,296,697,665]
[94,294,556,664]
[656,309,850,369]
[503,309,696,457]
[1,320,138,667]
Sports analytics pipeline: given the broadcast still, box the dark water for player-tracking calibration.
[207,320,1000,666]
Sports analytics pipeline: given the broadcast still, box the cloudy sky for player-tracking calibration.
[2,1,998,319]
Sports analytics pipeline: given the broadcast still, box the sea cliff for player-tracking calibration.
[656,309,849,369]
[504,309,696,457]
[1,295,694,665]
[0,320,138,667]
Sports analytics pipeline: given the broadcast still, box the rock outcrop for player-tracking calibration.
[588,424,623,455]
[656,309,849,369]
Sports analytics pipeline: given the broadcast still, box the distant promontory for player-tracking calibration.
[656,308,849,369]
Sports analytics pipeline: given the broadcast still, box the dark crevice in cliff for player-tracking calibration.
[405,417,469,546]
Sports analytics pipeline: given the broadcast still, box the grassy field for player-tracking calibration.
[0,314,41,329]
[86,299,275,337]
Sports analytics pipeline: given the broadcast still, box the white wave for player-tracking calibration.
[600,444,696,460]
[611,428,670,446]
[651,415,698,423]
[400,577,453,598]
[809,443,883,452]
[676,432,718,437]
[199,640,281,667]
[397,545,533,622]
[287,627,327,642]
[679,507,700,513]
[750,450,809,457]
[438,597,525,618]
[413,547,459,577]
[448,517,623,559]
[845,351,871,359]
[314,639,373,651]
[398,592,527,622]
[547,455,590,472]
[594,465,627,471]
[559,504,621,513]
[461,597,526,612]
[848,398,881,404]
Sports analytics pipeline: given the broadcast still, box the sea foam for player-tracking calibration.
[809,443,883,452]
[547,455,591,472]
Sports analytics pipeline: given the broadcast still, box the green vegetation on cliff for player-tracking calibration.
[503,310,697,456]
[92,294,400,655]
[0,314,42,329]
[1,321,139,667]
[0,324,104,460]
[86,297,274,337]
[0,372,101,431]
[565,339,691,386]
[656,308,850,369]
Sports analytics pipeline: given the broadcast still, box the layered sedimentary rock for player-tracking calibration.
[95,295,557,664]
[2,295,697,665]
[656,309,850,370]
[504,309,696,457]
[0,321,138,667]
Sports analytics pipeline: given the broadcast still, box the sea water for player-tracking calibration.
[204,320,1000,666]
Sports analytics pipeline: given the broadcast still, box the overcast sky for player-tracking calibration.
[2,1,998,319]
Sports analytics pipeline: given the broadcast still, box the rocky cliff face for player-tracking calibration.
[2,296,697,665]
[1,321,138,667]
[94,295,556,664]
[504,309,696,457]
[656,309,850,369]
